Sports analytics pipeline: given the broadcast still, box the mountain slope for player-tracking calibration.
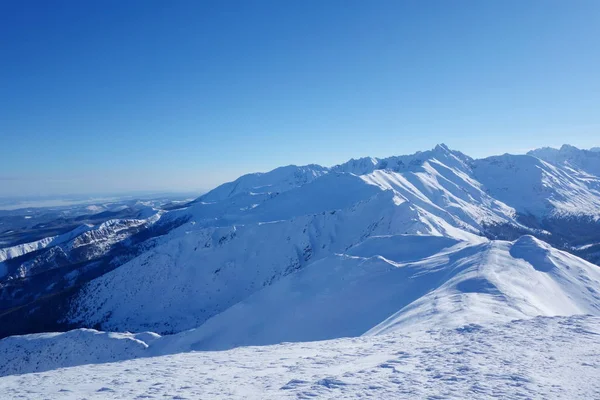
[197,164,329,202]
[155,235,600,351]
[66,144,600,336]
[68,187,487,334]
[473,154,600,218]
[528,144,600,177]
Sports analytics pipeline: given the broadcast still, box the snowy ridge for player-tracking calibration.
[67,144,600,336]
[2,143,600,391]
[154,235,600,351]
[2,211,163,281]
[528,144,600,177]
[0,224,92,265]
[332,144,472,175]
[198,164,329,202]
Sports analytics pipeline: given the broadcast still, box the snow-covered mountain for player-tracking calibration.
[528,144,600,177]
[57,144,600,340]
[152,235,600,351]
[473,153,600,218]
[1,143,600,391]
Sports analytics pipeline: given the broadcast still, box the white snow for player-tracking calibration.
[155,235,600,351]
[528,144,600,177]
[1,315,599,399]
[0,224,93,265]
[473,154,600,217]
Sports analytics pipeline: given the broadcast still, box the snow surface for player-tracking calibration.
[1,315,599,399]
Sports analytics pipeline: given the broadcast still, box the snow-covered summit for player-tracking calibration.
[528,144,600,177]
[331,143,472,175]
[197,164,329,202]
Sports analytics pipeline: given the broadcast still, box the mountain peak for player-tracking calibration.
[559,144,580,152]
[434,143,451,152]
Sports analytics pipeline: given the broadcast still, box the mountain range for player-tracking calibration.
[1,143,600,379]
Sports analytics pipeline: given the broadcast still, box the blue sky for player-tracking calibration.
[2,0,599,196]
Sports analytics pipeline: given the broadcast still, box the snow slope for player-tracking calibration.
[528,144,600,177]
[1,315,599,399]
[198,164,328,202]
[473,154,600,217]
[155,235,600,351]
[68,188,486,334]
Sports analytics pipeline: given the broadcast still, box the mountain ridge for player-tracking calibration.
[2,143,600,348]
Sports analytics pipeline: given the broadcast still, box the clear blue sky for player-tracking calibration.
[2,0,599,196]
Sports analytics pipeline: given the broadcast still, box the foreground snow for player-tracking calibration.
[1,315,599,399]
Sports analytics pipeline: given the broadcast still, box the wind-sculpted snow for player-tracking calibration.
[1,316,599,399]
[367,235,600,335]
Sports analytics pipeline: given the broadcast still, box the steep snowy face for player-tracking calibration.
[360,160,516,231]
[473,154,600,218]
[154,234,600,351]
[528,144,600,177]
